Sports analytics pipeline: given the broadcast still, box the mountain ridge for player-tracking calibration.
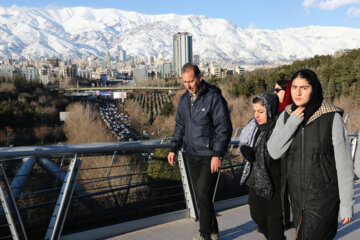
[1,5,360,64]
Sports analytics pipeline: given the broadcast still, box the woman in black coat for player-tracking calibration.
[267,69,354,239]
[240,93,285,240]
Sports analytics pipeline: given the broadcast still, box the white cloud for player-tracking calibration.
[45,3,63,10]
[302,0,319,10]
[302,0,360,10]
[320,0,360,10]
[347,6,360,16]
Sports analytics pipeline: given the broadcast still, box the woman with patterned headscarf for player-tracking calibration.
[240,92,286,240]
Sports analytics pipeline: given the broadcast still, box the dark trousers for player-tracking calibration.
[248,187,285,240]
[186,155,219,239]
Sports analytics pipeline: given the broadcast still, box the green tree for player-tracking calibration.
[160,101,174,116]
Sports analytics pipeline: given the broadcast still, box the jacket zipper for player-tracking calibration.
[301,127,305,239]
[189,96,195,154]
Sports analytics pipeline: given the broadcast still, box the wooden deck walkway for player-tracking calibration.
[107,180,360,240]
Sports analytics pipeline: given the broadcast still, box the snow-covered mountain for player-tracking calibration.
[1,5,360,64]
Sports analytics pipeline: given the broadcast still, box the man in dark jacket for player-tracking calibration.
[168,63,232,240]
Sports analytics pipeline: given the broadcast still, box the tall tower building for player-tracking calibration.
[173,32,192,76]
[119,50,127,62]
[105,51,111,70]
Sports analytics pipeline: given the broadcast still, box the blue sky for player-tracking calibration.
[1,0,360,29]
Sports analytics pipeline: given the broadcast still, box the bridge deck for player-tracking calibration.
[107,180,360,240]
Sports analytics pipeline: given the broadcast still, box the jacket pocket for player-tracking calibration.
[319,161,331,184]
[320,154,336,184]
[312,154,330,185]
[193,136,210,150]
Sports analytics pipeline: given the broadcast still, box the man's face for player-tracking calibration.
[182,70,202,96]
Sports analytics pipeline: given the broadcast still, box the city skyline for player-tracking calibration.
[1,0,360,30]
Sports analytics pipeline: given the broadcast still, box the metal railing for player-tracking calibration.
[344,112,360,133]
[349,133,359,163]
[2,130,357,240]
[0,138,245,240]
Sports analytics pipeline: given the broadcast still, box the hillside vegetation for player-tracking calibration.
[1,49,360,146]
[225,49,360,100]
[0,77,68,146]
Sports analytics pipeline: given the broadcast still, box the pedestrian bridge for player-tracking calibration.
[0,131,358,240]
[106,179,360,240]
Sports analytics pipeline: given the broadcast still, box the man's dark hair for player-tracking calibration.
[181,63,201,77]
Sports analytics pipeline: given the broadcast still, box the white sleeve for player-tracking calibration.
[332,113,354,218]
[354,135,360,178]
[267,111,303,159]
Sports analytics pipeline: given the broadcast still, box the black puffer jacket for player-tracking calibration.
[170,81,232,157]
[283,108,341,240]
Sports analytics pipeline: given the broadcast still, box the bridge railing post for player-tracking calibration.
[177,151,198,219]
[0,164,28,240]
[45,157,82,240]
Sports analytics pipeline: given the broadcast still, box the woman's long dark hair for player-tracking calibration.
[276,79,289,91]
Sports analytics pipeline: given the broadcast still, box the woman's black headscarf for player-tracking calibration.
[290,69,323,126]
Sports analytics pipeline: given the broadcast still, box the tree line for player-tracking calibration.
[209,49,360,101]
[0,77,68,146]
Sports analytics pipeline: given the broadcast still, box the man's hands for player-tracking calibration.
[168,152,222,174]
[168,152,176,165]
[211,157,222,173]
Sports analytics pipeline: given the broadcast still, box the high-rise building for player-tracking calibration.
[193,55,200,66]
[25,67,38,81]
[105,51,111,70]
[160,61,172,78]
[149,56,155,65]
[119,50,127,62]
[235,66,245,74]
[210,64,221,78]
[47,58,59,68]
[63,64,77,80]
[173,32,192,76]
[133,65,148,82]
[40,65,50,85]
